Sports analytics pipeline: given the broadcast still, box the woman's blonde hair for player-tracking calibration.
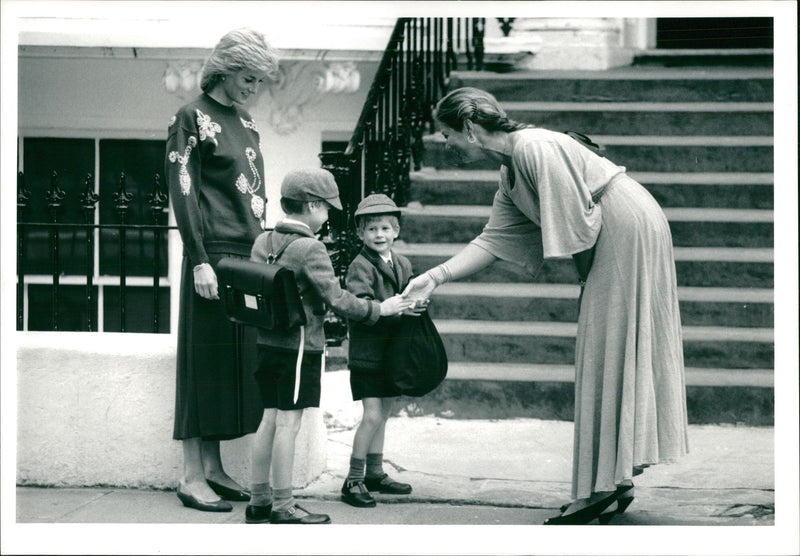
[200,27,280,92]
[434,87,529,133]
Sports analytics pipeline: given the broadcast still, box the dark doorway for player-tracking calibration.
[656,17,773,49]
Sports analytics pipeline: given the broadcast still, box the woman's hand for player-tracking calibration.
[402,273,438,305]
[193,263,219,300]
[379,294,415,316]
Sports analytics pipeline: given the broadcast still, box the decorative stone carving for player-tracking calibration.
[162,61,203,98]
[264,61,360,135]
[163,59,361,135]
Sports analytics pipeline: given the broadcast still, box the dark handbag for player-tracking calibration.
[217,235,306,330]
[385,311,448,397]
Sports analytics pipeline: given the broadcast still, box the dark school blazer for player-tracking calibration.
[345,246,414,370]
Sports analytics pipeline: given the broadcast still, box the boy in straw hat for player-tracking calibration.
[341,193,429,508]
[247,171,413,524]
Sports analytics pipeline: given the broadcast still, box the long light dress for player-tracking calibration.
[470,128,689,501]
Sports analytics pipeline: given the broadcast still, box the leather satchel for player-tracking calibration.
[217,235,306,330]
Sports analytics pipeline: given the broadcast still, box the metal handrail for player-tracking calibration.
[320,17,485,280]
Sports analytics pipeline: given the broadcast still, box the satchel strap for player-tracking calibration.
[266,232,301,265]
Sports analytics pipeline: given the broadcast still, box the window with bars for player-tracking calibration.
[18,137,173,333]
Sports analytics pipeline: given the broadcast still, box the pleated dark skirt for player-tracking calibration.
[173,253,263,441]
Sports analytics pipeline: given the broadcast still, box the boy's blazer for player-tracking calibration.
[346,246,414,370]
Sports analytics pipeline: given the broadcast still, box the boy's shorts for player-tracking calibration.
[349,365,400,400]
[255,346,322,410]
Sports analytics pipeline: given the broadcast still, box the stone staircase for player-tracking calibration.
[394,63,774,424]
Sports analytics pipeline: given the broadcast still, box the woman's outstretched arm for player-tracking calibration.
[402,243,498,301]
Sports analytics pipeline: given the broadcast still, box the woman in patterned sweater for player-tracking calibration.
[165,27,279,512]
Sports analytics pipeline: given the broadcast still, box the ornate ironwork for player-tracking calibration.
[319,17,484,344]
[17,172,31,331]
[79,174,99,331]
[46,171,66,330]
[148,173,168,333]
[113,173,135,332]
[497,18,516,37]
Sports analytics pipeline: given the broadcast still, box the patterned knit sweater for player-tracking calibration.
[166,93,267,263]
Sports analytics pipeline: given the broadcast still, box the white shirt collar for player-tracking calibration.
[281,217,313,233]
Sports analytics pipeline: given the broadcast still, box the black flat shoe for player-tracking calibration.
[341,479,376,508]
[598,484,635,525]
[364,473,412,495]
[543,491,617,525]
[270,504,331,524]
[245,504,273,524]
[207,479,251,502]
[564,483,635,517]
[176,484,233,512]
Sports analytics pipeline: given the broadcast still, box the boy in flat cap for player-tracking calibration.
[341,193,428,508]
[247,171,413,525]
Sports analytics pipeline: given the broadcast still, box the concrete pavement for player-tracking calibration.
[9,371,793,555]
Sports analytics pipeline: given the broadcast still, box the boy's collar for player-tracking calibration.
[361,245,393,262]
[275,219,316,237]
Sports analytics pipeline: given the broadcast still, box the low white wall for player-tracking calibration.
[15,332,326,489]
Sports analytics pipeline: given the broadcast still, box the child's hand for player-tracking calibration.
[402,273,437,304]
[379,294,415,316]
[401,298,429,317]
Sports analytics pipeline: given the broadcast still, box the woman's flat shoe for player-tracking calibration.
[543,491,617,525]
[176,485,233,512]
[207,479,251,502]
[598,485,635,524]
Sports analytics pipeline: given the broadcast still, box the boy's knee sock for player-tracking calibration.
[346,457,366,482]
[273,487,293,512]
[250,482,272,507]
[366,453,384,478]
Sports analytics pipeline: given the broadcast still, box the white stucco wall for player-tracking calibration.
[16,332,326,488]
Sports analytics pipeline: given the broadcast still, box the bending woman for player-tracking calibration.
[166,28,279,512]
[403,87,689,525]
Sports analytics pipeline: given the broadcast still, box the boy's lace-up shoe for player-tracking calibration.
[364,473,412,495]
[341,479,377,507]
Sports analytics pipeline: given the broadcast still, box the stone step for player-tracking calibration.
[325,349,773,424]
[444,361,773,388]
[398,205,773,248]
[430,282,773,328]
[501,101,773,136]
[421,134,774,173]
[448,67,774,103]
[434,319,773,370]
[409,169,774,209]
[396,243,773,288]
[632,49,774,68]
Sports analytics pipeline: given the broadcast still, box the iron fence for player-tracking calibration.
[17,170,174,333]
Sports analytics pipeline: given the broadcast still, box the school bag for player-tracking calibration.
[384,310,448,397]
[217,233,306,331]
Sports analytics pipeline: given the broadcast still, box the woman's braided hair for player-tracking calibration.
[434,87,531,133]
[200,27,280,92]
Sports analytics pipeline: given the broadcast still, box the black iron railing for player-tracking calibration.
[319,17,485,279]
[17,171,174,333]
